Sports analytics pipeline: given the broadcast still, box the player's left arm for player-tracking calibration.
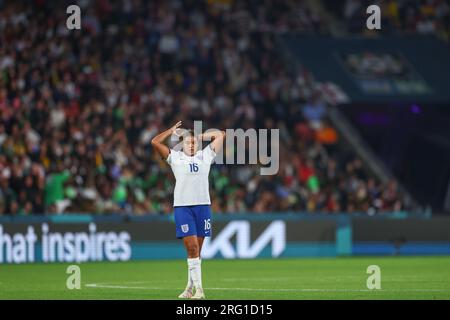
[199,130,226,153]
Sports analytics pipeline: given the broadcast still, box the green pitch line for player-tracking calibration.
[0,256,449,300]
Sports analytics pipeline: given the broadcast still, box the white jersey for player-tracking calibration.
[166,145,217,207]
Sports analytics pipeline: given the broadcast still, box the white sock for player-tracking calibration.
[198,258,202,288]
[186,259,193,289]
[187,257,202,289]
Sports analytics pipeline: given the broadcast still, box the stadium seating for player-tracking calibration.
[0,0,410,215]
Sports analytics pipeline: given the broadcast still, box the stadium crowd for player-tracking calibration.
[334,0,450,41]
[0,0,409,215]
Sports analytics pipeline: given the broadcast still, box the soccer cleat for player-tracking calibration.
[178,287,193,299]
[191,287,205,299]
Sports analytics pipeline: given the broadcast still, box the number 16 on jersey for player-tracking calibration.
[189,163,199,172]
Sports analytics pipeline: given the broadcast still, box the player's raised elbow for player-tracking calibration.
[151,137,158,147]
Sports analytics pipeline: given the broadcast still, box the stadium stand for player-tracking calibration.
[323,0,449,42]
[0,0,413,215]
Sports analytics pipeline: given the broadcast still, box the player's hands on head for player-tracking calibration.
[171,121,183,136]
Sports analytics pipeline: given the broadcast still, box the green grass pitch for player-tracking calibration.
[1,256,449,299]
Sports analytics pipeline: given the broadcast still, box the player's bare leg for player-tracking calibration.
[197,236,205,255]
[191,237,205,299]
[191,236,205,299]
[178,235,205,299]
[178,235,198,298]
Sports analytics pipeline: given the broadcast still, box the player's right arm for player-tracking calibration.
[151,121,182,159]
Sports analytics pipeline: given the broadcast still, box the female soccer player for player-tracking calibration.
[151,121,225,299]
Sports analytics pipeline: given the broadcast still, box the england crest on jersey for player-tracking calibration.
[181,224,189,233]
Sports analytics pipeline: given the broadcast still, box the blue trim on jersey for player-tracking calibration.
[174,205,212,239]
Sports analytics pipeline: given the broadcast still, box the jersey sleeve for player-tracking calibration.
[203,144,217,164]
[166,149,178,165]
